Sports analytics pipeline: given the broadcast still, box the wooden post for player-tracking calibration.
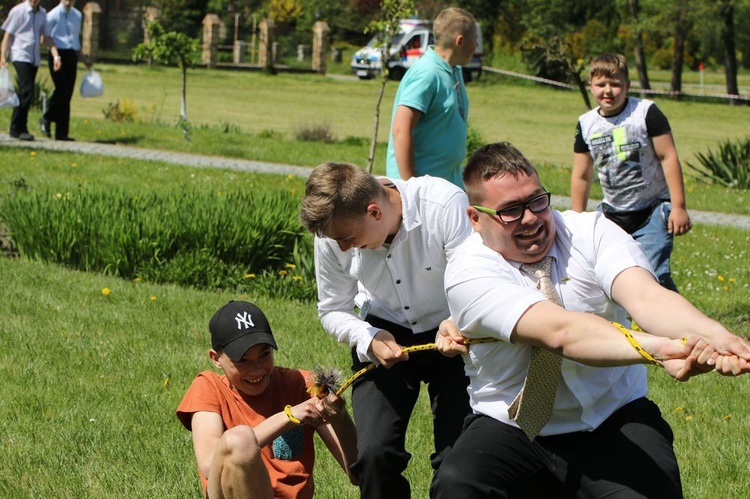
[202,14,220,68]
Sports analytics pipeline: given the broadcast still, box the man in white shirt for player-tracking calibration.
[431,142,750,498]
[40,0,91,141]
[1,0,61,141]
[299,162,473,498]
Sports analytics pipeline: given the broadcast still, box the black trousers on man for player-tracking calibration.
[431,397,683,498]
[9,61,38,136]
[43,48,77,139]
[348,315,471,499]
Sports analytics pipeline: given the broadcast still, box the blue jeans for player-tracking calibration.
[632,201,678,292]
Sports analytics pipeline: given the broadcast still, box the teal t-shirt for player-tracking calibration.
[386,47,468,189]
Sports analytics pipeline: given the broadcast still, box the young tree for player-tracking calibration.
[133,21,198,123]
[365,0,415,173]
[719,0,740,104]
[626,0,652,92]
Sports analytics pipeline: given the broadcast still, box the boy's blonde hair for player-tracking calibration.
[299,162,385,236]
[589,53,629,82]
[433,7,476,48]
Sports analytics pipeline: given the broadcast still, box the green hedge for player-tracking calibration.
[1,185,317,300]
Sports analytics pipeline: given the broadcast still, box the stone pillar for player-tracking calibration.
[312,21,330,74]
[258,19,275,70]
[202,14,221,68]
[82,2,102,60]
[142,7,159,44]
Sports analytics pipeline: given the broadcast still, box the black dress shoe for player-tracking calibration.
[39,118,51,138]
[17,132,34,141]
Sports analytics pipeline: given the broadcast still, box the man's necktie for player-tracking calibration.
[507,256,563,440]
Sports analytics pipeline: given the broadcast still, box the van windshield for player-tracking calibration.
[366,33,406,49]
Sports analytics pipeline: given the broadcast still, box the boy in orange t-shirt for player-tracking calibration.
[177,300,358,498]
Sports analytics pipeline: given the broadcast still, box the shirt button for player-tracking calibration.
[387,254,392,259]
[404,306,410,310]
[396,279,401,284]
[411,321,417,325]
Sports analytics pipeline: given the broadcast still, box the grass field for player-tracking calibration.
[1,63,749,498]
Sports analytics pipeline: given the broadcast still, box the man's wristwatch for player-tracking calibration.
[54,55,62,61]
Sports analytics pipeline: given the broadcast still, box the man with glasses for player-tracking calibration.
[431,142,750,498]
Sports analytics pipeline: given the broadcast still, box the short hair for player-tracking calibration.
[589,53,629,82]
[462,142,540,205]
[299,162,385,236]
[433,7,476,48]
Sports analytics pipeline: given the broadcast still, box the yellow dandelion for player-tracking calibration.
[149,295,157,301]
[674,407,683,412]
[685,415,693,421]
[133,277,141,283]
[717,275,725,282]
[55,192,63,199]
[70,162,77,167]
[722,414,732,421]
[687,186,694,193]
[287,174,294,180]
[722,286,729,292]
[240,293,247,300]
[278,270,288,276]
[84,119,89,124]
[101,287,111,296]
[292,275,303,281]
[289,188,296,196]
[728,277,735,283]
[30,151,36,157]
[285,263,296,269]
[244,273,256,279]
[163,377,170,387]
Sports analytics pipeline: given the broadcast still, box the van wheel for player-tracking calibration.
[388,66,406,81]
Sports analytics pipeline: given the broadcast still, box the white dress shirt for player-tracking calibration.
[1,2,51,65]
[445,210,656,435]
[315,175,472,363]
[46,4,83,52]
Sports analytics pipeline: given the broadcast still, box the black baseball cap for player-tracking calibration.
[209,301,277,362]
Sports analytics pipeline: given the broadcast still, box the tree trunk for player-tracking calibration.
[720,0,739,105]
[628,0,651,95]
[181,63,188,121]
[670,8,689,99]
[367,48,389,173]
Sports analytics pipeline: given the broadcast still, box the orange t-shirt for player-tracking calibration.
[176,368,316,499]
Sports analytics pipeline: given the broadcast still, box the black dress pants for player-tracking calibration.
[349,315,471,499]
[10,61,37,136]
[431,397,683,498]
[44,49,78,139]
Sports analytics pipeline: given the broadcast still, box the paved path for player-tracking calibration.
[3,133,749,230]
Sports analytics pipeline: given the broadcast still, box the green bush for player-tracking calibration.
[687,136,750,189]
[0,185,316,298]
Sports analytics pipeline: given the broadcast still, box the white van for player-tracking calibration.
[351,19,483,82]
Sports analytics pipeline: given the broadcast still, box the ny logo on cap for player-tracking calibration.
[235,311,255,330]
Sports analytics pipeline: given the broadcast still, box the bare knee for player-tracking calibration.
[219,425,262,468]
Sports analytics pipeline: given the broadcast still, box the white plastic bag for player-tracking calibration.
[0,66,20,108]
[79,69,104,98]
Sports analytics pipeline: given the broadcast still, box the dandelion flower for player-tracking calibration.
[133,277,141,283]
[163,377,170,387]
[70,162,77,167]
[101,287,111,296]
[292,276,303,281]
[287,174,294,180]
[30,151,36,157]
[149,295,157,301]
[240,293,247,300]
[278,270,288,276]
[244,273,256,279]
[674,407,683,412]
[285,263,296,269]
[685,415,693,421]
[718,275,725,282]
[728,278,736,283]
[722,414,732,421]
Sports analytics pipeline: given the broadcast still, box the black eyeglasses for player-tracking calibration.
[473,191,551,223]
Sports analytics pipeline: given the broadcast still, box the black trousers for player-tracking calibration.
[349,315,471,499]
[9,61,38,136]
[44,49,78,139]
[431,397,683,499]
